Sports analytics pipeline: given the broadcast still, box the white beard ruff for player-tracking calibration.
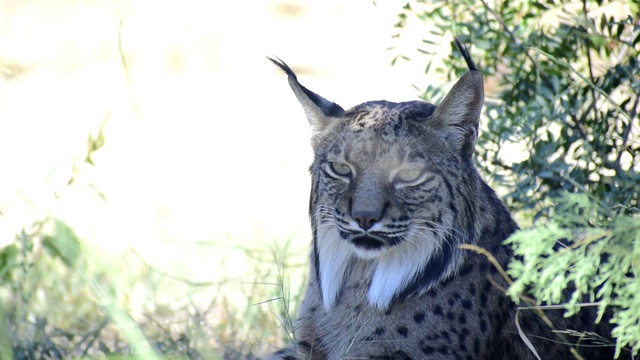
[317,225,441,311]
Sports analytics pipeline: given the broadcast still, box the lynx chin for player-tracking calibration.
[264,40,615,360]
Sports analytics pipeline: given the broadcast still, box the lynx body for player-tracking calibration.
[265,42,614,360]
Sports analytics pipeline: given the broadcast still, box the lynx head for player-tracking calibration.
[270,40,485,310]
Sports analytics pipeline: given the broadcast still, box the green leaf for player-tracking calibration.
[531,2,548,10]
[42,220,82,268]
[0,244,18,281]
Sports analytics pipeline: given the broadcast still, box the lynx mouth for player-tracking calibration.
[351,235,384,250]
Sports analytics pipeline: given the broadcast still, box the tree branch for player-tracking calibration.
[478,0,541,72]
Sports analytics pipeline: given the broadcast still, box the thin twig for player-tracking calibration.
[532,47,632,122]
[478,0,541,72]
[582,0,600,127]
[79,318,109,357]
[458,244,513,285]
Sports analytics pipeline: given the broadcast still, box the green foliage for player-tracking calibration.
[0,243,18,282]
[0,115,186,359]
[393,0,640,357]
[42,220,82,268]
[506,193,640,357]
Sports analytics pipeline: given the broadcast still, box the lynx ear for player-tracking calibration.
[269,57,344,148]
[432,40,484,156]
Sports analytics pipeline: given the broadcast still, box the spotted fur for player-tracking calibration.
[264,41,616,360]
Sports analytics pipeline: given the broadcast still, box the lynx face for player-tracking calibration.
[311,98,478,309]
[314,100,457,260]
[270,43,483,310]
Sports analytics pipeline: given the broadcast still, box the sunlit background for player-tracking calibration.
[0,0,446,339]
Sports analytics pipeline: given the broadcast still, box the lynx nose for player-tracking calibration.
[352,211,380,231]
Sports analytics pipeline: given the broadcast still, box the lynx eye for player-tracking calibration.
[328,162,352,178]
[394,168,423,185]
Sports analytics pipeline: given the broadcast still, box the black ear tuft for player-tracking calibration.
[453,38,478,71]
[267,57,298,80]
[268,56,345,118]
